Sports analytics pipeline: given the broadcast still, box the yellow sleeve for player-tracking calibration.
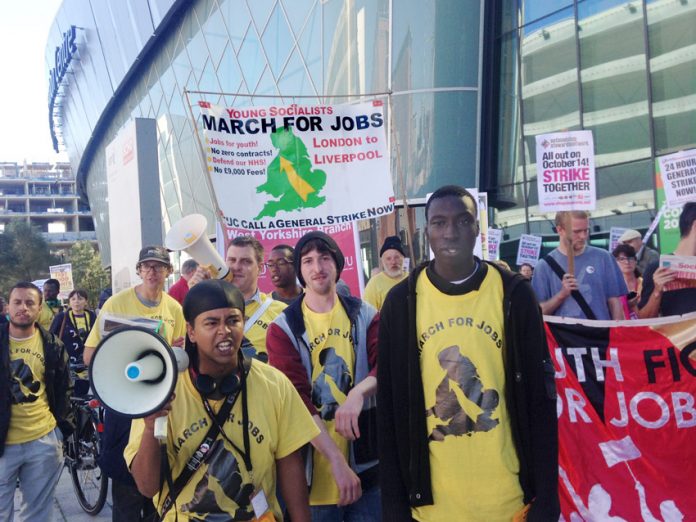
[363,278,381,311]
[85,297,114,347]
[172,301,186,339]
[124,418,146,468]
[274,370,320,459]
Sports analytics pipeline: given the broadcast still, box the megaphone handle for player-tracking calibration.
[154,416,168,441]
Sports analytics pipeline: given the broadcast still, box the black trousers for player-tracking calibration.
[111,479,157,522]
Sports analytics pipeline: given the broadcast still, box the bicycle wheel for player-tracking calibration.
[69,416,108,515]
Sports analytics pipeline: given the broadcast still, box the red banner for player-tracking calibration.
[217,222,364,297]
[547,315,696,520]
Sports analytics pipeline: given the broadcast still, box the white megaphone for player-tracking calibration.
[89,326,189,441]
[165,214,230,280]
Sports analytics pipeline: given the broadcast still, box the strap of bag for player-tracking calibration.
[157,357,251,520]
[543,255,597,320]
[244,297,273,334]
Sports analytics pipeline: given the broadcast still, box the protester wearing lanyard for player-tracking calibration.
[125,279,319,521]
[50,289,96,370]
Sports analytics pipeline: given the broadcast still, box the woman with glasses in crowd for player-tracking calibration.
[612,244,643,320]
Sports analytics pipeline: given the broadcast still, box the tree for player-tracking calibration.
[69,242,110,308]
[0,222,58,298]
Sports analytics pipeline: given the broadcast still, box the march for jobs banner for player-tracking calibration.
[216,222,364,297]
[536,130,596,212]
[515,234,542,267]
[547,315,696,520]
[198,100,394,230]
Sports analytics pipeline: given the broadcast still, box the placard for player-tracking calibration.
[516,234,542,267]
[536,130,596,212]
[658,148,696,207]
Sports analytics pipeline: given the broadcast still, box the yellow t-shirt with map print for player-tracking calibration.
[302,299,355,506]
[124,362,319,522]
[85,287,186,347]
[7,331,57,444]
[412,268,523,522]
[244,293,287,358]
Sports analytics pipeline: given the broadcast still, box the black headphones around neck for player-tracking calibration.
[193,371,240,398]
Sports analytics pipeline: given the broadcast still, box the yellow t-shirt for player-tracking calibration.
[85,287,186,347]
[38,301,62,331]
[244,293,286,358]
[412,268,523,522]
[7,331,56,444]
[302,299,355,505]
[124,362,319,522]
[363,271,407,311]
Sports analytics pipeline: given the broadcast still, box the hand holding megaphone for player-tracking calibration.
[165,214,231,281]
[90,327,189,442]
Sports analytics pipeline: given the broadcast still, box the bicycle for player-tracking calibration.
[63,374,109,515]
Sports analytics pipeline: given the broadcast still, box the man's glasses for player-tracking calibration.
[139,263,168,273]
[616,256,637,263]
[265,259,292,270]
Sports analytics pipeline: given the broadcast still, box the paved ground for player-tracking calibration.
[13,466,113,521]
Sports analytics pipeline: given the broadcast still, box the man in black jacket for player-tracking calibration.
[377,186,559,521]
[0,281,74,521]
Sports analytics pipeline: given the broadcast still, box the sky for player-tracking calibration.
[0,0,69,164]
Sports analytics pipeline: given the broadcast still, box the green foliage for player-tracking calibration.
[0,222,57,298]
[68,242,110,308]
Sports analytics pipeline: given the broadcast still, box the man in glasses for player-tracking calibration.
[84,245,186,521]
[268,244,303,304]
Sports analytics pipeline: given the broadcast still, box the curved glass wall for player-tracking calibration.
[47,0,484,263]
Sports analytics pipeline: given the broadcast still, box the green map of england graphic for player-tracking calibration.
[255,128,326,219]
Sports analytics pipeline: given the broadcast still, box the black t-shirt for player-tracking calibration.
[639,261,696,316]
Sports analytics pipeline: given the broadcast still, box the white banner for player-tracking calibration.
[658,148,696,207]
[536,130,596,212]
[516,234,542,267]
[198,100,394,230]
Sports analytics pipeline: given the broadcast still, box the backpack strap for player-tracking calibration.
[543,255,597,320]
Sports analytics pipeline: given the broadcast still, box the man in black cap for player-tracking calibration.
[266,231,381,521]
[125,279,319,521]
[363,235,408,311]
[85,245,186,521]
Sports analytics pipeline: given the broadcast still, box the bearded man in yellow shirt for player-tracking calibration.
[377,185,559,522]
[0,281,74,521]
[363,236,408,311]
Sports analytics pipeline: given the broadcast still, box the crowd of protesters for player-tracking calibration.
[1,192,695,521]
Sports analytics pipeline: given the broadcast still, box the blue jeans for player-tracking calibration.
[0,427,64,522]
[311,485,381,522]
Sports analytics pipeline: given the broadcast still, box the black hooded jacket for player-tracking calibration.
[377,260,559,521]
[0,322,75,456]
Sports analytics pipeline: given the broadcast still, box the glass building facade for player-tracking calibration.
[487,0,695,261]
[46,0,695,268]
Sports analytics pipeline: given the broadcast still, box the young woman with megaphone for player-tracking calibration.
[124,279,319,522]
